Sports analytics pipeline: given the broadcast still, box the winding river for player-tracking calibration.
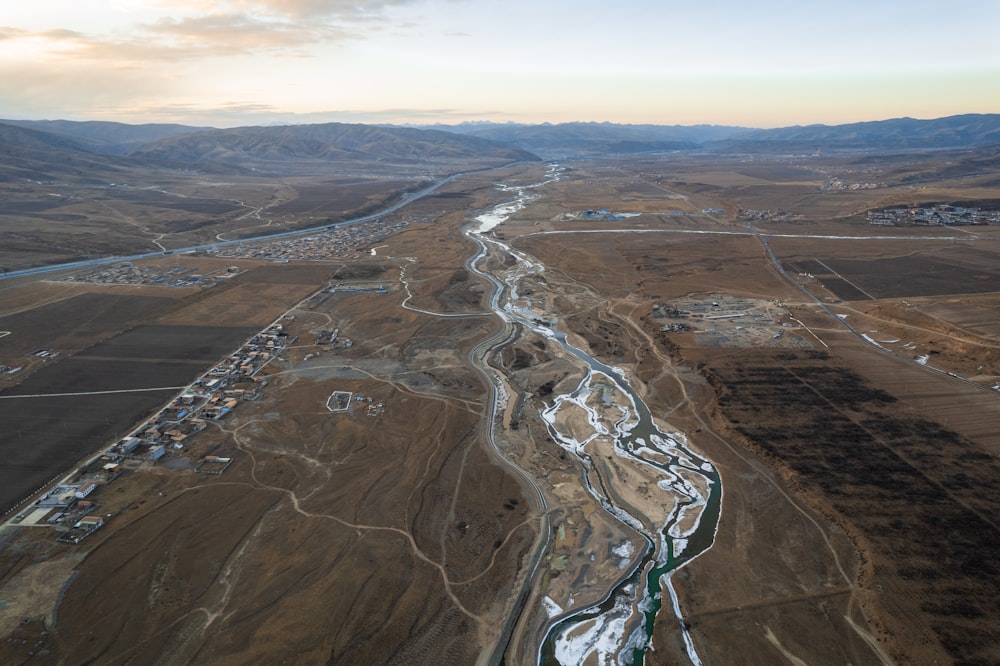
[466,166,722,665]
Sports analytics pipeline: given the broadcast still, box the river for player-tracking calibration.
[465,166,722,665]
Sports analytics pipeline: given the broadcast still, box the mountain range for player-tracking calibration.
[711,114,1000,154]
[436,114,1000,157]
[436,122,740,158]
[2,114,999,181]
[0,120,538,182]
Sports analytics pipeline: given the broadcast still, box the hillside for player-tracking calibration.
[0,123,134,183]
[130,123,539,170]
[713,114,1000,153]
[4,115,999,184]
[437,121,744,158]
[0,119,210,156]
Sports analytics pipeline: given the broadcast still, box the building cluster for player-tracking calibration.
[314,326,353,349]
[18,323,295,543]
[196,455,234,475]
[57,514,105,544]
[325,390,384,417]
[2,350,56,382]
[867,205,1000,226]
[557,209,642,222]
[65,262,242,287]
[31,482,107,543]
[824,178,883,191]
[208,219,407,261]
[736,209,803,222]
[108,323,294,458]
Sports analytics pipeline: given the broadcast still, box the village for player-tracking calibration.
[736,208,805,222]
[52,217,409,292]
[207,218,408,262]
[867,204,1000,226]
[65,263,244,287]
[9,321,297,542]
[7,268,400,546]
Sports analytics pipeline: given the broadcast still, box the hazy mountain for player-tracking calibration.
[5,115,999,182]
[130,123,539,169]
[430,116,1000,157]
[0,122,133,183]
[0,119,210,155]
[433,122,745,158]
[712,114,1000,153]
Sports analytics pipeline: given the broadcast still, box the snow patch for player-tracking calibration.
[861,333,889,351]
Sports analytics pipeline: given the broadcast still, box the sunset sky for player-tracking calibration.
[2,0,998,128]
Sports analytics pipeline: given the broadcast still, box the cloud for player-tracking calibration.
[0,60,173,120]
[139,12,349,55]
[2,17,334,64]
[118,102,511,128]
[0,26,27,40]
[2,0,421,64]
[148,0,411,17]
[233,0,413,19]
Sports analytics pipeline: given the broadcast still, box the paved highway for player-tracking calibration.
[464,229,552,666]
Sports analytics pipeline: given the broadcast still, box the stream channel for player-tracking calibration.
[466,166,722,665]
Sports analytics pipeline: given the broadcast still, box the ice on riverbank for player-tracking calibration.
[611,539,635,568]
[554,585,647,666]
[543,596,563,618]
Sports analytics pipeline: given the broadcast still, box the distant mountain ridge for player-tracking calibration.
[2,114,999,181]
[0,119,211,155]
[0,122,134,183]
[712,114,1000,153]
[0,119,540,181]
[130,122,539,168]
[414,115,1000,157]
[430,121,744,158]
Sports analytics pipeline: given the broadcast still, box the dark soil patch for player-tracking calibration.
[0,325,257,514]
[74,324,258,362]
[704,350,1000,665]
[0,389,176,513]
[237,264,334,285]
[818,276,873,301]
[822,255,1000,298]
[0,293,176,357]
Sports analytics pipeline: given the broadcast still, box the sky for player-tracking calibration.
[1,0,998,128]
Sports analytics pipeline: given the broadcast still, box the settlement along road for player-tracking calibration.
[0,163,527,283]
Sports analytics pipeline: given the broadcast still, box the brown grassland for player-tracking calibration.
[2,151,1000,665]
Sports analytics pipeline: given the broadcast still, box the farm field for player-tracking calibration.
[818,253,1000,299]
[0,324,258,513]
[0,292,183,358]
[915,295,1000,337]
[0,391,177,513]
